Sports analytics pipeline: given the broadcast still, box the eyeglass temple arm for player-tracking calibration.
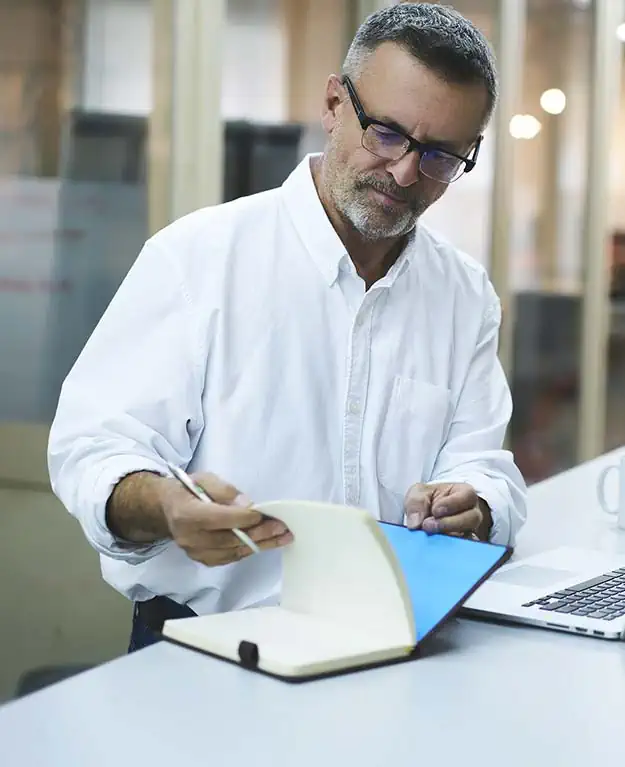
[465,135,483,171]
[342,75,369,126]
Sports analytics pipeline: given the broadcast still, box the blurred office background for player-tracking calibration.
[0,0,624,699]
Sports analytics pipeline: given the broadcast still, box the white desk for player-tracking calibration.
[3,449,625,767]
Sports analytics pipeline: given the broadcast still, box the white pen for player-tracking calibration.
[166,463,261,554]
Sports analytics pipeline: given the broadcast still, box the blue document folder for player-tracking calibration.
[379,522,511,641]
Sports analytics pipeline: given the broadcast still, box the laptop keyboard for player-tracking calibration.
[522,568,625,621]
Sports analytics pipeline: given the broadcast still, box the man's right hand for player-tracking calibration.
[160,472,293,567]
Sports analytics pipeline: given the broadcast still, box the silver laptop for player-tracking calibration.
[462,546,625,639]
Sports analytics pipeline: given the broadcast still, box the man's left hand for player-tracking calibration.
[404,482,492,540]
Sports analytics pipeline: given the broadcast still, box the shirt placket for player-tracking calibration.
[342,289,381,506]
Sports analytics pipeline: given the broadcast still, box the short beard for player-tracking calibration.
[328,165,426,241]
[337,189,418,240]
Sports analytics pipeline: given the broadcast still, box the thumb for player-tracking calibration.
[404,483,433,530]
[192,472,252,507]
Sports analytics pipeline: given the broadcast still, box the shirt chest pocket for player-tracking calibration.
[376,376,451,496]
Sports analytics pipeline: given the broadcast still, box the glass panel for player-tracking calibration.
[0,0,150,434]
[419,0,497,272]
[605,36,625,453]
[419,1,595,483]
[508,0,590,483]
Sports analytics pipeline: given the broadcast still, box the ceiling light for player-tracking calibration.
[509,114,542,140]
[617,23,625,43]
[540,88,566,115]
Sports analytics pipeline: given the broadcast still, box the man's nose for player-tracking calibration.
[387,150,420,188]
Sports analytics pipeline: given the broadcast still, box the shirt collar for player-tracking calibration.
[281,154,346,285]
[281,153,417,287]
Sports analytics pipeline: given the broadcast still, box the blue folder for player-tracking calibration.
[379,522,511,642]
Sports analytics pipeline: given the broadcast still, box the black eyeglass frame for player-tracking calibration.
[341,75,482,180]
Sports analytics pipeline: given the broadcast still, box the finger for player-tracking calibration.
[193,530,294,566]
[258,530,294,550]
[184,499,263,531]
[238,528,294,555]
[423,506,482,536]
[192,471,252,507]
[202,518,290,549]
[404,484,433,529]
[247,518,290,542]
[230,529,294,556]
[430,484,477,518]
[195,545,252,567]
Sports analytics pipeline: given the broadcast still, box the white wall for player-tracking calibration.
[222,0,287,121]
[610,86,625,232]
[419,124,495,270]
[82,0,153,115]
[81,0,287,122]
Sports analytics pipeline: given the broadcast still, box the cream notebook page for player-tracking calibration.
[162,500,416,677]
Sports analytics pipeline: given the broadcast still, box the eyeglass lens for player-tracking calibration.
[363,124,465,183]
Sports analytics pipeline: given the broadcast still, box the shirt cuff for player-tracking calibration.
[473,485,511,547]
[427,476,512,547]
[85,455,172,564]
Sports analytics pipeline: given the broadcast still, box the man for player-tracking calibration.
[48,3,527,651]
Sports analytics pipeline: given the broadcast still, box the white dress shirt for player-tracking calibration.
[48,154,527,615]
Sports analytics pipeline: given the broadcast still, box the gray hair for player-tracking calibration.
[343,3,498,121]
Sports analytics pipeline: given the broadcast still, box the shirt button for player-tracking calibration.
[355,315,365,327]
[348,400,361,415]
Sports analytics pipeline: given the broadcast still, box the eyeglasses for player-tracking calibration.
[342,75,482,184]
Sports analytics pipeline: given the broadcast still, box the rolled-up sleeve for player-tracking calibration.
[429,285,528,547]
[48,238,206,564]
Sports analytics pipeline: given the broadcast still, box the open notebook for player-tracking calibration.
[162,500,511,681]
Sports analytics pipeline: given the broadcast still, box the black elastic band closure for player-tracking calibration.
[237,640,260,669]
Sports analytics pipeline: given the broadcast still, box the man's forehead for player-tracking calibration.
[357,42,483,104]
[355,43,488,144]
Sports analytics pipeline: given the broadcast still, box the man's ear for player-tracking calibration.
[320,74,345,135]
